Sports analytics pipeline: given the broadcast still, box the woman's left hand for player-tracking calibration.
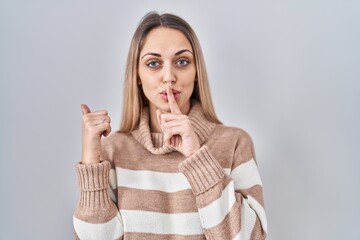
[156,84,200,158]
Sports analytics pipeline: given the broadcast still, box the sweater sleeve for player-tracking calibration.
[178,135,267,240]
[73,161,124,240]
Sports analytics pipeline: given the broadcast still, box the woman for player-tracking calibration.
[74,12,267,240]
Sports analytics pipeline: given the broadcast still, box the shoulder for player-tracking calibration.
[214,124,254,145]
[208,124,256,166]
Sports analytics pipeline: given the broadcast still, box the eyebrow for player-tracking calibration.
[175,49,193,56]
[141,49,193,59]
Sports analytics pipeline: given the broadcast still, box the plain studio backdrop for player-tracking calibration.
[1,1,359,239]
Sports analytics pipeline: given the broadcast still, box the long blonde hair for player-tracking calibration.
[119,11,221,133]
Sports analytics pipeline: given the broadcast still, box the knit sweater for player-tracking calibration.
[73,101,267,240]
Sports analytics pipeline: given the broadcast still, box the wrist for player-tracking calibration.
[184,146,200,158]
[81,155,100,165]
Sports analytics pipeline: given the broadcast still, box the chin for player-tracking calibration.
[152,101,171,112]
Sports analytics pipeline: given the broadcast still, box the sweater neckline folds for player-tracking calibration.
[131,101,217,155]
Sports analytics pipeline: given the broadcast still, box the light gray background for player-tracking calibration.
[1,1,359,239]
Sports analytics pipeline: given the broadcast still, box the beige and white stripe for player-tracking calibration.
[73,101,267,240]
[73,213,123,240]
[120,210,203,235]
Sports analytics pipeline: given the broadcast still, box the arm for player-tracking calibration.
[73,161,124,240]
[178,136,267,240]
[74,104,124,239]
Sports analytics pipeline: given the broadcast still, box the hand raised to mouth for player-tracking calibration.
[156,83,200,157]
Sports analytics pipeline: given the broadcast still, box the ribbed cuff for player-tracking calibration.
[76,161,113,208]
[76,161,110,191]
[178,145,225,195]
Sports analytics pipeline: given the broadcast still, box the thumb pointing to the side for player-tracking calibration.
[81,104,91,115]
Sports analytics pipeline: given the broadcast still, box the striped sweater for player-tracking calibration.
[73,102,267,240]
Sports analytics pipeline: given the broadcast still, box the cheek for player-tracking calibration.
[181,69,196,88]
[141,82,155,98]
[139,70,157,89]
[180,78,195,100]
[139,79,158,102]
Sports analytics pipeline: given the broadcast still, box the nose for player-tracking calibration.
[162,65,176,84]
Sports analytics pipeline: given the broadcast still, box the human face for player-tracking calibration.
[138,27,196,115]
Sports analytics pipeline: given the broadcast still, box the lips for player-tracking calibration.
[160,90,181,101]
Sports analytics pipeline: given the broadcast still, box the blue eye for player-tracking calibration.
[176,59,189,66]
[147,61,160,68]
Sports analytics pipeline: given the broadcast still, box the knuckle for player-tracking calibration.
[97,110,108,115]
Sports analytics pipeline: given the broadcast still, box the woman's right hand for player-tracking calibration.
[80,104,112,165]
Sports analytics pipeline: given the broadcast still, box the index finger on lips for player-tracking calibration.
[166,84,181,114]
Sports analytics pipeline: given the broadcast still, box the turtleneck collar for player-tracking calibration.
[131,101,217,155]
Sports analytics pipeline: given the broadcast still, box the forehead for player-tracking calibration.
[140,27,193,54]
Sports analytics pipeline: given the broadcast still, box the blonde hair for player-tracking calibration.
[119,11,221,133]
